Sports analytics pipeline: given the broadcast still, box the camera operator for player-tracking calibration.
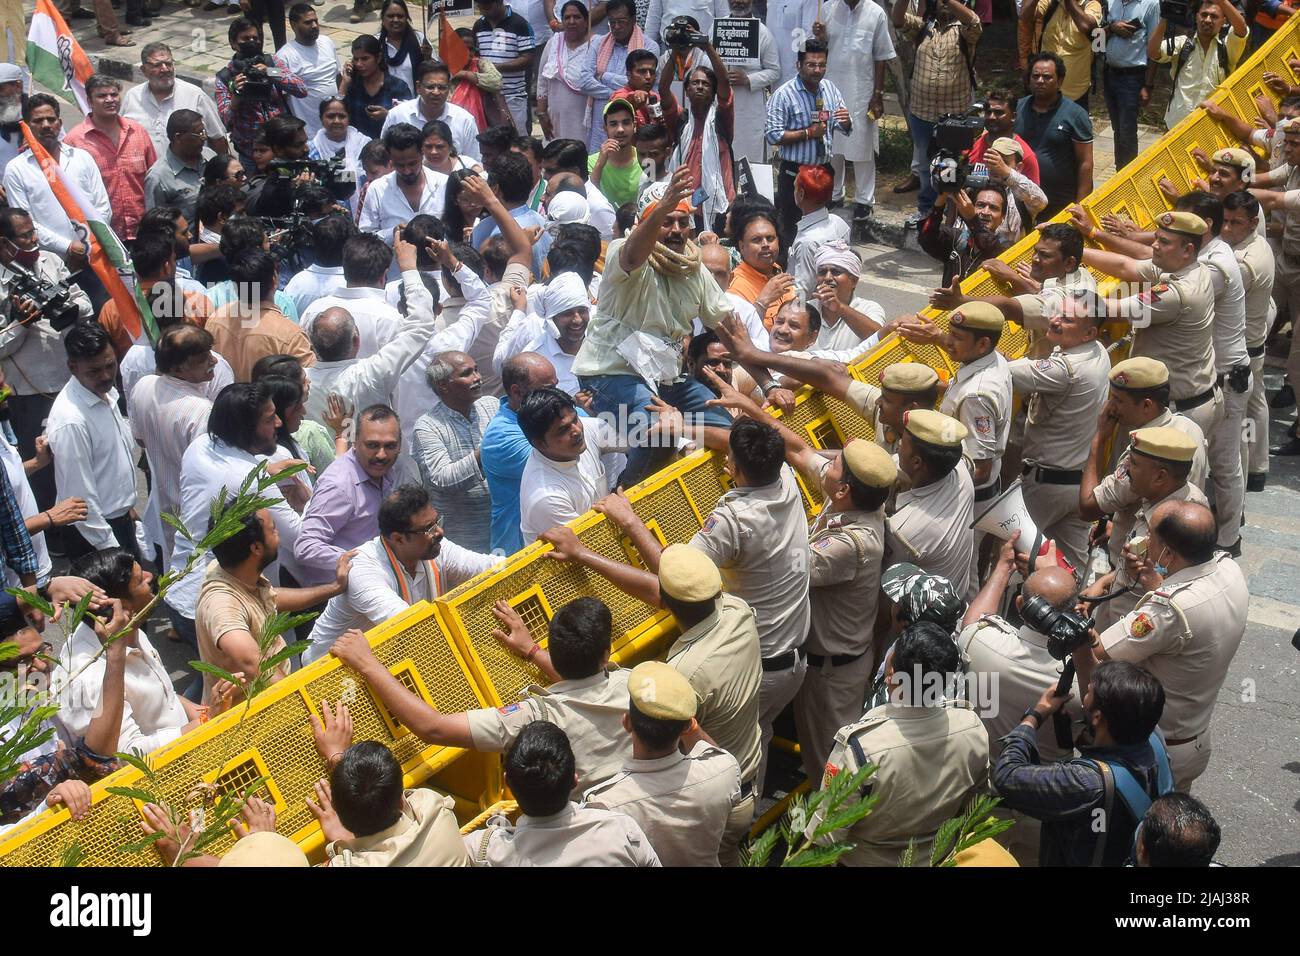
[1148,0,1247,131]
[215,18,309,172]
[1076,499,1247,793]
[0,208,92,527]
[960,535,1085,863]
[993,659,1170,866]
[917,182,1012,281]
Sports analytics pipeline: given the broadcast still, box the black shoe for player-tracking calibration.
[1224,538,1242,558]
[1246,472,1266,492]
[69,8,97,17]
[1270,437,1300,456]
[126,13,151,25]
[1271,384,1295,409]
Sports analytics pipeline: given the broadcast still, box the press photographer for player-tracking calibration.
[245,116,357,220]
[917,180,1012,283]
[216,18,309,169]
[0,210,90,337]
[1148,0,1248,130]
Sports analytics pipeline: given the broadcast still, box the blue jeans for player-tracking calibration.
[906,111,938,216]
[1103,68,1144,172]
[578,372,734,488]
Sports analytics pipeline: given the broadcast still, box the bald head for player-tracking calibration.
[427,350,472,394]
[501,351,558,408]
[700,243,732,288]
[311,307,359,362]
[1150,500,1217,566]
[1022,565,1077,610]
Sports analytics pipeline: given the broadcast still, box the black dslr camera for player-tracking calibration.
[229,55,284,99]
[3,259,81,331]
[1020,592,1095,749]
[664,15,709,51]
[929,103,987,194]
[1159,0,1193,24]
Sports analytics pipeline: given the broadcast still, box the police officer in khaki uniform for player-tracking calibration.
[1007,287,1111,572]
[1081,211,1223,441]
[537,531,763,866]
[1078,426,1209,632]
[582,662,743,868]
[1247,120,1300,454]
[1220,191,1277,488]
[900,302,1013,502]
[329,598,633,797]
[1081,500,1249,793]
[808,621,990,867]
[887,408,978,600]
[465,721,662,867]
[597,415,810,799]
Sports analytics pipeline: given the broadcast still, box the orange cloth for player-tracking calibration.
[729,260,795,329]
[97,287,212,359]
[207,300,315,382]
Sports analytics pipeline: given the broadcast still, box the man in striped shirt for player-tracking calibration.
[474,0,538,136]
[763,38,851,255]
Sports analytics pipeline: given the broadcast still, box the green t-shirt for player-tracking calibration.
[588,150,642,209]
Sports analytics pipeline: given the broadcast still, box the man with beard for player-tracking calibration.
[0,207,93,531]
[122,43,230,159]
[196,506,353,704]
[163,382,312,699]
[0,64,26,177]
[360,123,449,242]
[574,168,777,486]
[303,484,496,663]
[493,271,592,396]
[44,323,140,561]
[276,4,341,140]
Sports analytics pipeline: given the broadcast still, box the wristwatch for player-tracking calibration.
[1021,706,1046,728]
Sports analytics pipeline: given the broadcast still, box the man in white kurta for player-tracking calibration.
[714,0,782,163]
[817,0,895,230]
[765,0,821,86]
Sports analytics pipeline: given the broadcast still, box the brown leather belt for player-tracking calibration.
[1165,734,1199,746]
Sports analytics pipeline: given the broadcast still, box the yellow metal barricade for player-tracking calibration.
[4,19,1296,866]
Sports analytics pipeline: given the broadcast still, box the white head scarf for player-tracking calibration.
[543,271,592,322]
[546,191,590,235]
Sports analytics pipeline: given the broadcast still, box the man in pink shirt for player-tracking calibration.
[64,74,157,242]
[968,90,1041,185]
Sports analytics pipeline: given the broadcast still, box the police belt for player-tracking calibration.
[1165,733,1199,746]
[1247,345,1266,358]
[1171,386,1217,411]
[761,645,807,672]
[806,647,869,669]
[973,477,1003,502]
[1022,463,1083,485]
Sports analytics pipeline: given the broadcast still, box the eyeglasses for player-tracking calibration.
[406,515,445,536]
[145,60,175,69]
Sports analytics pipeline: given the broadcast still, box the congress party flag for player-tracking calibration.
[26,0,93,114]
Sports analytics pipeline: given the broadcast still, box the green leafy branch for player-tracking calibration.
[914,794,1016,868]
[743,763,879,867]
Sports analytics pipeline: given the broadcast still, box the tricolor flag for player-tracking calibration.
[19,122,158,344]
[26,0,93,114]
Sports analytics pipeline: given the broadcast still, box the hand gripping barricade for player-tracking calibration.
[4,20,1298,865]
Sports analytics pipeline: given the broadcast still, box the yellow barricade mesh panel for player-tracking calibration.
[6,20,1297,865]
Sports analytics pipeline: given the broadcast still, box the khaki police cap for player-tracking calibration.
[904,408,968,447]
[880,363,939,393]
[1212,147,1255,175]
[1130,426,1197,463]
[989,136,1024,159]
[219,832,310,867]
[1109,356,1169,390]
[949,301,1005,331]
[843,439,897,488]
[658,543,722,602]
[1155,211,1208,236]
[629,661,698,720]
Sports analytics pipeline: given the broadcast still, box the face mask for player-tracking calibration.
[1152,547,1171,577]
[237,41,262,59]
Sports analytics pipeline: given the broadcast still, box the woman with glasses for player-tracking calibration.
[420,119,481,177]
[203,153,248,189]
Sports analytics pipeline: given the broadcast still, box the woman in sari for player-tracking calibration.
[537,1,595,144]
[310,97,372,180]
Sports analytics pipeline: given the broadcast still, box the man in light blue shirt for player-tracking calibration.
[1104,0,1161,170]
[482,353,560,555]
[470,153,551,279]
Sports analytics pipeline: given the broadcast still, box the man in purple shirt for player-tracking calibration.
[294,404,403,585]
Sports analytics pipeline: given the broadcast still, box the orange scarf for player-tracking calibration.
[381,537,441,603]
[729,260,795,329]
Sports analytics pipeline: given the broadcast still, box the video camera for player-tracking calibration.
[664,15,709,51]
[268,156,356,202]
[1158,0,1193,24]
[228,55,284,99]
[929,103,987,195]
[2,258,81,331]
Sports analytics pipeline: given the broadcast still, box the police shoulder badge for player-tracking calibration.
[1129,612,1156,638]
[1138,281,1170,303]
[701,514,717,533]
[1035,358,1053,371]
[974,415,992,435]
[824,763,839,781]
[498,703,521,715]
